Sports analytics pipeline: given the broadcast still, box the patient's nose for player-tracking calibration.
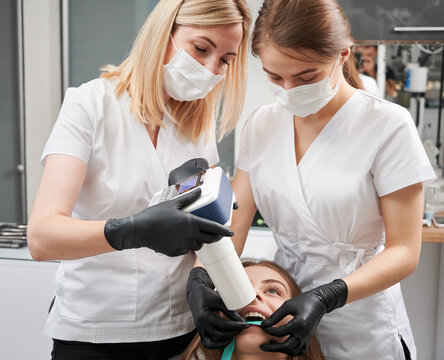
[255,291,264,303]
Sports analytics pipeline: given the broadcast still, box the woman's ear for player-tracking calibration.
[340,47,351,66]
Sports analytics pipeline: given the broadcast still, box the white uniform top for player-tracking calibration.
[237,90,436,360]
[41,78,219,343]
[359,73,380,97]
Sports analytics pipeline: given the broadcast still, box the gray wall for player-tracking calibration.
[68,0,157,87]
[24,0,62,218]
[0,0,23,223]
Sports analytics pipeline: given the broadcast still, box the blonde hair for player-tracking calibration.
[101,0,251,143]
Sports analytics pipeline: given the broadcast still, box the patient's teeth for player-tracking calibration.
[242,311,266,320]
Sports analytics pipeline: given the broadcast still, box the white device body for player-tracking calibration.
[405,63,428,93]
[150,167,256,310]
[196,236,256,310]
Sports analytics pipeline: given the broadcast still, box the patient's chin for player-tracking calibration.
[235,323,291,355]
[234,325,272,353]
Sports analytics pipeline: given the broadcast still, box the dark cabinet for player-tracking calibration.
[340,0,444,42]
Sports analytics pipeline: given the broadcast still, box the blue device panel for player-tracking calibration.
[191,171,233,225]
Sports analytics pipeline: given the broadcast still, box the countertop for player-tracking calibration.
[422,224,444,243]
[0,245,34,261]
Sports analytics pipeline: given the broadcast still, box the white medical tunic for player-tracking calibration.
[41,78,218,343]
[237,90,436,360]
[359,73,380,97]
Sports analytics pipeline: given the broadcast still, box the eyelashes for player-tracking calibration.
[269,76,317,84]
[300,76,316,82]
[193,44,230,66]
[265,285,283,296]
[194,45,205,53]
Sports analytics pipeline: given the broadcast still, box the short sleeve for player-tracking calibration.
[41,86,95,166]
[371,106,437,196]
[236,111,257,172]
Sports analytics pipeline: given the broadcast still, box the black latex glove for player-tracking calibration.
[186,267,249,349]
[260,279,348,356]
[104,189,234,256]
[168,158,209,186]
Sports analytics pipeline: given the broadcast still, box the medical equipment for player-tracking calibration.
[405,63,428,93]
[423,210,434,227]
[405,63,428,137]
[432,213,444,228]
[150,167,256,310]
[0,223,27,248]
[424,179,444,213]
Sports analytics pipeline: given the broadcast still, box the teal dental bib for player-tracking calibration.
[221,320,262,360]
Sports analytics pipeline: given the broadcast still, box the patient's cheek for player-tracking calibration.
[268,314,291,342]
[276,314,293,327]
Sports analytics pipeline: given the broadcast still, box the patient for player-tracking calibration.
[182,260,325,360]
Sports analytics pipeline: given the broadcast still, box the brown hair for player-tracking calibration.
[251,0,363,90]
[181,260,326,360]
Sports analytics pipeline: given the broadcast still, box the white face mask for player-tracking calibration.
[163,37,224,101]
[268,57,342,117]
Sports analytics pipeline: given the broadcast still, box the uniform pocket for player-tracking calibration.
[168,253,196,316]
[58,250,137,321]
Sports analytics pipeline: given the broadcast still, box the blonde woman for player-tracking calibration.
[27,0,251,359]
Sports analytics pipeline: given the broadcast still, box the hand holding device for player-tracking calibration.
[168,158,238,210]
[186,267,249,349]
[260,279,348,356]
[104,188,233,256]
[168,158,209,186]
[152,166,256,310]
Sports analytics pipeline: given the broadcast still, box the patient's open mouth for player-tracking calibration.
[242,312,267,322]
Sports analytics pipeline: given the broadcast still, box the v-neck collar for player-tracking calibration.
[122,91,170,184]
[122,89,173,156]
[290,90,359,171]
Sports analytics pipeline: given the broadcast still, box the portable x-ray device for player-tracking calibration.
[149,167,255,310]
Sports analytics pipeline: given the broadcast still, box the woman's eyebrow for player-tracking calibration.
[262,279,289,292]
[263,67,317,77]
[198,36,217,48]
[197,36,237,57]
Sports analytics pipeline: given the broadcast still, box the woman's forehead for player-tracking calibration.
[260,43,331,65]
[245,265,287,284]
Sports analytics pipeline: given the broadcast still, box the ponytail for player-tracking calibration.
[343,54,363,90]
